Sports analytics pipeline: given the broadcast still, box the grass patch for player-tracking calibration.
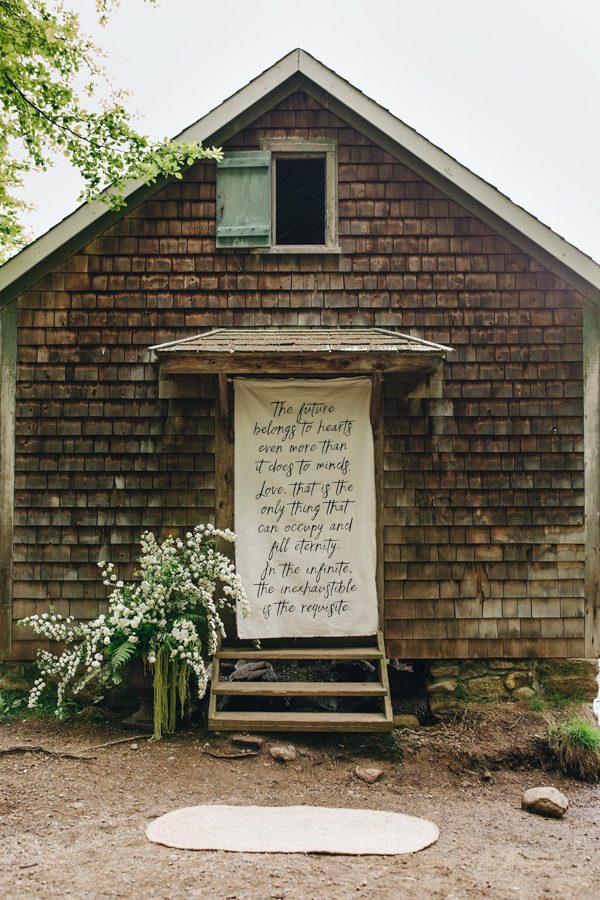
[0,688,82,723]
[528,697,546,712]
[528,688,588,713]
[545,718,600,782]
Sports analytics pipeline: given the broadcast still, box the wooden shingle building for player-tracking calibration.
[1,50,599,727]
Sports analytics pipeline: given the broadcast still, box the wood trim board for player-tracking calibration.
[0,300,16,659]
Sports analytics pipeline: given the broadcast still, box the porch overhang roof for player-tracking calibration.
[150,327,451,375]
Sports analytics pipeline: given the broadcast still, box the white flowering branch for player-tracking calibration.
[20,523,250,730]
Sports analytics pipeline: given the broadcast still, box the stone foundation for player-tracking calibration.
[426,658,599,718]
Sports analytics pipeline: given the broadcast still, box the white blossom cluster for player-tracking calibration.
[20,524,250,717]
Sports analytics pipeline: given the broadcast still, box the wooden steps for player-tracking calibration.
[214,681,387,697]
[208,630,393,733]
[216,647,382,660]
[208,710,391,733]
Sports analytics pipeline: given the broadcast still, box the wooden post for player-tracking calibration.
[371,373,385,632]
[584,305,600,658]
[215,374,234,536]
[0,300,17,661]
[214,374,235,642]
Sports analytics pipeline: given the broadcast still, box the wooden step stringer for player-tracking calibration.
[208,630,393,733]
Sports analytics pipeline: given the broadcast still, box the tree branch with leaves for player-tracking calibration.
[0,0,221,260]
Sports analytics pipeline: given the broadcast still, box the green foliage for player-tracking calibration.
[109,639,137,676]
[528,697,546,713]
[21,525,248,738]
[528,688,587,713]
[0,0,221,260]
[151,644,188,741]
[0,689,28,721]
[545,718,600,782]
[0,686,79,721]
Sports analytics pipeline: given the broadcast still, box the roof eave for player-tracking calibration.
[156,350,446,376]
[2,47,599,308]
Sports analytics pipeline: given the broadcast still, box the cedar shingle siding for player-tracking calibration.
[11,92,585,660]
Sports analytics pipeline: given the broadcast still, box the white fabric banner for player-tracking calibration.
[234,377,378,638]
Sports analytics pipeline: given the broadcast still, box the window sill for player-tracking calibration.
[251,245,342,255]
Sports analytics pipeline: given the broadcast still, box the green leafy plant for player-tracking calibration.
[0,689,28,722]
[0,0,222,259]
[545,718,600,782]
[20,524,250,739]
[528,688,588,713]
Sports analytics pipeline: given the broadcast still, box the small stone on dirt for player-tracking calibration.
[393,714,420,729]
[231,734,265,749]
[269,743,297,763]
[521,786,569,818]
[130,743,138,751]
[355,765,384,784]
[294,744,311,756]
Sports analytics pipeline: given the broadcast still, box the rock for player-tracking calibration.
[269,743,297,763]
[0,672,30,692]
[537,659,599,701]
[231,661,277,682]
[489,659,531,671]
[308,696,338,712]
[294,744,311,756]
[231,733,265,749]
[521,786,569,818]
[513,686,536,701]
[428,662,460,678]
[429,694,462,718]
[463,676,508,700]
[393,714,420,729]
[355,765,384,784]
[505,671,531,691]
[458,661,491,679]
[331,660,376,682]
[426,678,458,694]
[130,743,138,751]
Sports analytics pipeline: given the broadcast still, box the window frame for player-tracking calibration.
[259,139,339,254]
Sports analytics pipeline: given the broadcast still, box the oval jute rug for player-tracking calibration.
[146,805,439,855]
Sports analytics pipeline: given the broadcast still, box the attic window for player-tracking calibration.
[275,156,325,245]
[215,141,338,252]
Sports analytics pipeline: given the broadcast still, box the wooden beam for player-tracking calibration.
[214,375,235,536]
[373,377,385,630]
[208,710,392,732]
[216,646,382,660]
[370,371,382,434]
[213,681,387,697]
[0,300,17,661]
[584,304,600,658]
[214,375,236,638]
[159,351,443,377]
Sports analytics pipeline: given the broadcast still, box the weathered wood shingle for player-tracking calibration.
[11,91,585,659]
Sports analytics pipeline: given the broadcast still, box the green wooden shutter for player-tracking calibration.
[216,151,272,248]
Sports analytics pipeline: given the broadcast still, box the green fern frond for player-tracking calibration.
[110,641,137,672]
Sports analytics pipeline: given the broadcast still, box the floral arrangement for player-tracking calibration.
[20,524,249,739]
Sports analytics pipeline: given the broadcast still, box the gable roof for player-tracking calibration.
[2,48,600,308]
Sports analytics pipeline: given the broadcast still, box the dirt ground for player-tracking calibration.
[1,706,599,900]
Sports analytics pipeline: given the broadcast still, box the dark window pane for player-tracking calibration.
[276,157,325,245]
